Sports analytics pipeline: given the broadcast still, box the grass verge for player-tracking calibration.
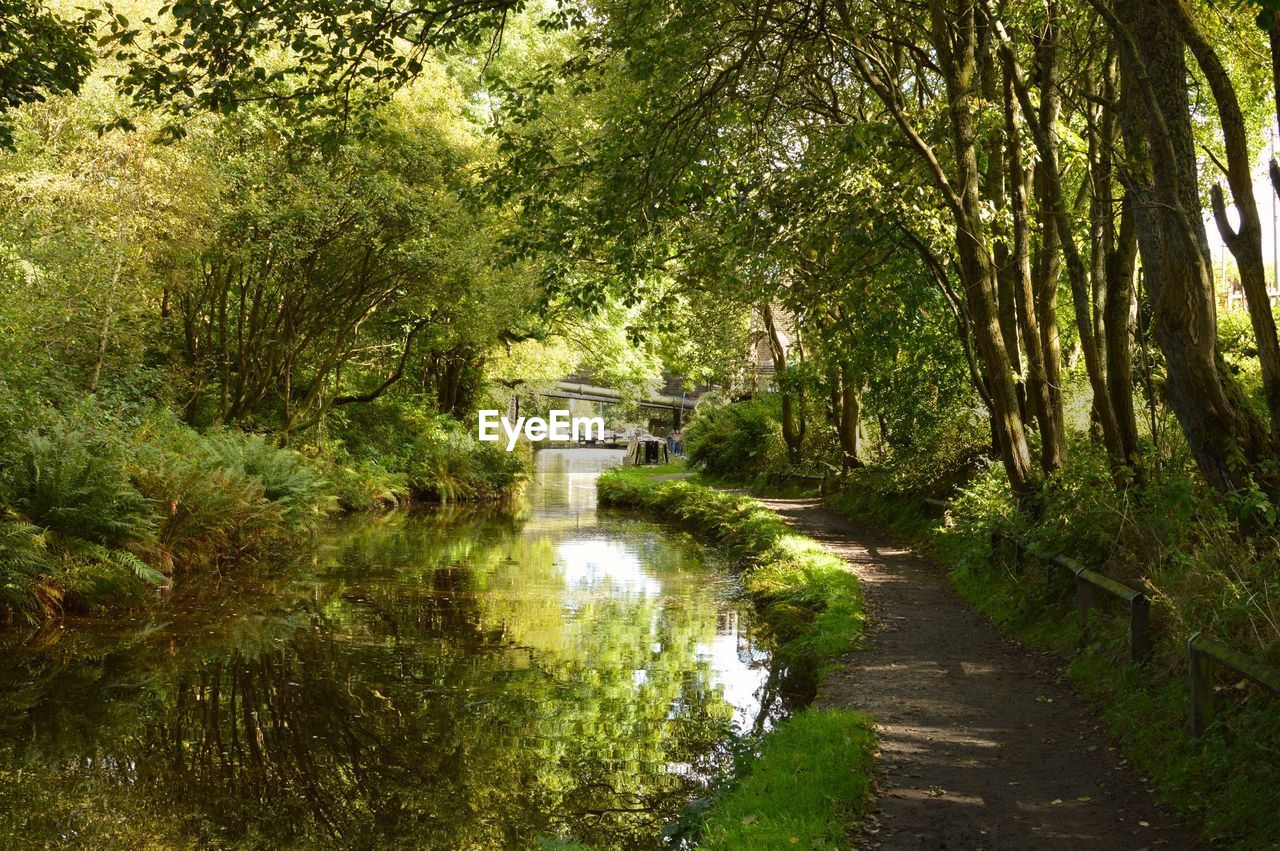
[698,709,875,850]
[597,466,874,849]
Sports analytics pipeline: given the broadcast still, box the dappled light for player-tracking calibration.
[6,0,1280,845]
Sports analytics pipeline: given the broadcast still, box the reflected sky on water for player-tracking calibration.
[0,449,803,849]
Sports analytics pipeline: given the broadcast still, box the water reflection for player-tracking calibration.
[0,449,798,849]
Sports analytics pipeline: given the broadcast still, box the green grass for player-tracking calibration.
[699,709,875,850]
[597,468,874,847]
[619,460,690,478]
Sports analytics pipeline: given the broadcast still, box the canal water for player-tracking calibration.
[0,449,797,849]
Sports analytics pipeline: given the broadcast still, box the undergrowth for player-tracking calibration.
[0,400,531,625]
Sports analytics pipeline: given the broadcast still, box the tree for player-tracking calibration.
[0,0,93,148]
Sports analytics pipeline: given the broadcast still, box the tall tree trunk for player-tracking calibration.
[1032,16,1067,472]
[1106,199,1142,465]
[1164,0,1280,463]
[993,2,1129,479]
[932,0,1037,496]
[88,307,113,394]
[88,256,125,394]
[1003,51,1061,474]
[1105,0,1270,492]
[980,10,1022,399]
[1095,53,1143,468]
[838,362,863,470]
[762,303,803,463]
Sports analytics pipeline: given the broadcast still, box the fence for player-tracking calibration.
[983,524,1278,736]
[999,533,1151,663]
[1187,632,1280,737]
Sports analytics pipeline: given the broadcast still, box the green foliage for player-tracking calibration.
[327,456,410,513]
[0,52,541,618]
[685,396,788,482]
[204,432,334,527]
[698,709,875,850]
[14,420,155,548]
[0,405,351,620]
[0,0,94,149]
[405,417,529,503]
[0,516,56,621]
[326,401,529,504]
[0,415,164,614]
[101,0,521,135]
[129,416,307,572]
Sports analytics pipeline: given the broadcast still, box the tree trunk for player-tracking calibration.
[1108,0,1270,492]
[838,362,863,470]
[1105,199,1142,465]
[1003,50,1061,474]
[1165,0,1280,463]
[995,3,1128,478]
[1031,16,1067,472]
[88,306,113,394]
[933,0,1037,497]
[88,256,125,394]
[762,303,803,463]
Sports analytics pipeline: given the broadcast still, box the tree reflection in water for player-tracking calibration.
[0,451,807,848]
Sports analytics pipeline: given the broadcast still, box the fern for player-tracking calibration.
[0,516,59,622]
[19,424,155,547]
[204,432,334,526]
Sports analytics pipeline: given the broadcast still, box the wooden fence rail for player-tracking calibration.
[999,533,1152,664]
[1187,632,1280,737]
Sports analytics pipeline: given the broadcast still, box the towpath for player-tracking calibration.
[754,496,1197,850]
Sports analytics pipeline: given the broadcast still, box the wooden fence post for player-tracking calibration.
[1076,571,1095,645]
[1130,595,1151,663]
[1188,633,1214,737]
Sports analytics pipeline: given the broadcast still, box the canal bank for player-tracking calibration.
[596,467,875,849]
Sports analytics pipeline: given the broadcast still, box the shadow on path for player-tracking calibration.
[756,496,1198,851]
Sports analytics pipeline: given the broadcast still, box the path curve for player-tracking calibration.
[755,496,1198,851]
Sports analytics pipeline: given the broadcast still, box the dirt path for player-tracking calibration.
[755,496,1198,851]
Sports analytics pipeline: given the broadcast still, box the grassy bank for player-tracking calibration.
[827,458,1280,847]
[597,466,873,849]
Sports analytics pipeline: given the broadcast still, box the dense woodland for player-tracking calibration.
[6,0,1280,841]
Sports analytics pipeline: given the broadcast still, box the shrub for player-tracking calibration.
[204,431,335,526]
[684,396,788,481]
[0,516,58,622]
[404,416,528,502]
[128,417,283,572]
[327,456,410,512]
[325,400,529,503]
[16,423,155,548]
[5,418,165,613]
